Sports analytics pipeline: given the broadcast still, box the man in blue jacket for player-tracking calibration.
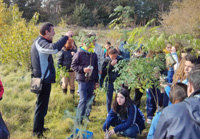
[154,65,200,139]
[31,22,73,137]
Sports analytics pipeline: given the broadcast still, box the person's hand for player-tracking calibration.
[108,129,115,136]
[71,52,75,56]
[99,70,102,75]
[84,67,91,73]
[65,31,73,37]
[111,59,117,66]
[94,83,99,90]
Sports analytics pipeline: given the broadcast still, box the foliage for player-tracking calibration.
[55,66,69,85]
[0,1,39,69]
[71,3,94,27]
[109,5,134,29]
[161,0,200,37]
[73,31,96,47]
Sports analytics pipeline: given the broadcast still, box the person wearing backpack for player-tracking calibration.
[103,87,145,138]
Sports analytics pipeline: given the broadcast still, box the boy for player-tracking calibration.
[147,82,187,139]
[71,37,99,124]
[100,48,123,113]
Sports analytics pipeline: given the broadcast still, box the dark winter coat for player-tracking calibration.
[71,48,98,82]
[57,49,76,72]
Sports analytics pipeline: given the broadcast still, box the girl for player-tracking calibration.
[103,87,145,138]
[58,38,76,94]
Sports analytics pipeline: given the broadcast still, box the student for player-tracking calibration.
[58,38,76,94]
[104,41,112,58]
[154,67,200,139]
[100,48,123,113]
[103,87,145,138]
[147,82,187,139]
[71,36,99,124]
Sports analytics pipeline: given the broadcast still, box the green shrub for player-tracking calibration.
[0,1,39,70]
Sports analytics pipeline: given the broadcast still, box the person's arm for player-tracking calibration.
[71,52,84,74]
[102,109,117,132]
[57,50,64,68]
[113,105,135,133]
[0,80,4,100]
[36,36,68,54]
[153,112,169,139]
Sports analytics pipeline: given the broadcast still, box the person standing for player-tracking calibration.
[31,22,73,137]
[58,38,76,94]
[71,37,99,124]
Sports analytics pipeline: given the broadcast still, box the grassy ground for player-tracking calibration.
[0,27,150,139]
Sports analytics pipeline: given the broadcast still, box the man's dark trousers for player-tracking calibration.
[33,83,51,133]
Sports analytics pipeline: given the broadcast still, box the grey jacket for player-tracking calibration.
[154,90,200,139]
[94,43,104,71]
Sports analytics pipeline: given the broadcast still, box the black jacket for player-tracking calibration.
[57,49,76,72]
[71,48,98,82]
[100,56,123,85]
[31,35,68,83]
[154,90,200,139]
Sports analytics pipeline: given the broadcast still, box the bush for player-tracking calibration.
[161,0,200,37]
[0,1,39,70]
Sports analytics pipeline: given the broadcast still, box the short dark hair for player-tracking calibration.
[40,22,54,36]
[188,66,200,91]
[108,48,118,55]
[185,54,200,65]
[170,82,187,104]
[106,41,111,45]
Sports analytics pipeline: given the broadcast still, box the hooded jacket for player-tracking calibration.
[31,35,68,83]
[154,90,200,139]
[71,48,98,82]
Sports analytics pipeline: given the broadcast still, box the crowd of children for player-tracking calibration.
[1,22,200,138]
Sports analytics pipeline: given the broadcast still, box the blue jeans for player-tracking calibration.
[167,67,174,83]
[120,124,139,138]
[76,81,95,122]
[110,120,139,138]
[105,82,114,113]
[146,87,162,119]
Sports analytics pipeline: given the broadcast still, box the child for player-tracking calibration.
[104,41,112,58]
[100,48,123,113]
[147,82,187,139]
[58,38,76,94]
[71,36,99,124]
[103,87,145,138]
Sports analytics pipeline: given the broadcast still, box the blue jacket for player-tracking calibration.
[31,35,68,83]
[154,90,200,139]
[103,103,145,133]
[147,111,161,139]
[118,41,130,60]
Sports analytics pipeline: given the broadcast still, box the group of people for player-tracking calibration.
[0,22,198,138]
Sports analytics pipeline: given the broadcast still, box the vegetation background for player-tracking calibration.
[0,0,200,138]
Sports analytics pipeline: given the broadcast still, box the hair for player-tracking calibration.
[112,87,131,119]
[106,41,111,45]
[40,22,54,36]
[185,54,200,65]
[108,48,118,55]
[170,82,187,104]
[188,66,200,92]
[172,57,186,85]
[64,38,74,50]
